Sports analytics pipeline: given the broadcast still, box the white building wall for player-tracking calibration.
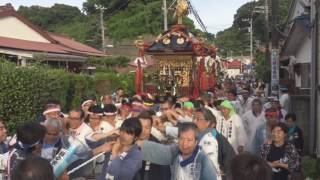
[295,37,312,63]
[225,69,241,78]
[291,2,307,21]
[0,16,50,43]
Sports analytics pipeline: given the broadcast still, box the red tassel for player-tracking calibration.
[200,72,208,91]
[135,60,143,95]
[208,62,215,91]
[199,58,208,92]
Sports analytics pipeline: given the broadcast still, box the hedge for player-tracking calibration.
[0,60,134,132]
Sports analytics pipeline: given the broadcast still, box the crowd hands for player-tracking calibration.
[0,80,303,180]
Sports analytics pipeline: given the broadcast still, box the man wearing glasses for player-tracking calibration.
[68,108,93,146]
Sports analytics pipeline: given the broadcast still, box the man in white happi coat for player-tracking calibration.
[242,98,265,152]
[216,100,247,154]
[240,89,255,114]
[68,109,93,147]
[227,89,244,115]
[193,108,235,180]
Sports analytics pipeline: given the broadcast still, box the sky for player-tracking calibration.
[1,0,252,34]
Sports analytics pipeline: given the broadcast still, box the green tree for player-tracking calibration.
[18,4,85,31]
[17,1,199,47]
[215,0,291,57]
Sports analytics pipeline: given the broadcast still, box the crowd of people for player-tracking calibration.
[0,79,304,180]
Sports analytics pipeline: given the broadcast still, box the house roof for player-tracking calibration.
[48,33,108,56]
[281,14,311,56]
[0,4,108,58]
[221,60,243,69]
[0,4,57,43]
[0,36,67,53]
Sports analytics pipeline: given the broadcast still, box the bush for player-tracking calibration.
[93,72,135,95]
[302,156,320,179]
[68,74,94,109]
[0,61,48,131]
[87,56,131,68]
[45,69,71,110]
[0,60,134,132]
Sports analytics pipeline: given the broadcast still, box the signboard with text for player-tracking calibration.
[271,49,279,94]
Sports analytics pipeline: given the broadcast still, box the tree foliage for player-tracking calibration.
[214,0,291,83]
[18,4,103,48]
[18,4,85,31]
[215,0,291,57]
[18,0,199,46]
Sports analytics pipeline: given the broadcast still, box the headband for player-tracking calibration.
[132,102,143,107]
[43,108,60,115]
[103,112,117,116]
[81,100,93,107]
[18,140,40,150]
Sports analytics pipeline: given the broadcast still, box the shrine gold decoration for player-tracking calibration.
[134,36,144,48]
[163,38,171,45]
[177,37,185,45]
[155,55,194,87]
[174,0,189,24]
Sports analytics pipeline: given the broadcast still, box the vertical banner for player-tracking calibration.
[271,49,279,94]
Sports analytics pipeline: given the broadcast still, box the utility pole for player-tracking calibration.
[264,0,271,96]
[271,0,279,47]
[100,7,106,52]
[250,18,253,73]
[249,0,255,75]
[265,0,270,49]
[241,17,253,73]
[270,0,279,94]
[163,0,168,31]
[310,0,319,157]
[96,5,107,52]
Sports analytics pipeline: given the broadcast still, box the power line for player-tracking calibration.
[105,0,131,18]
[187,0,208,33]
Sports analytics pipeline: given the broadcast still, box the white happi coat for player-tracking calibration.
[216,114,247,154]
[69,122,93,148]
[97,121,115,134]
[242,110,265,151]
[242,96,255,114]
[199,132,222,180]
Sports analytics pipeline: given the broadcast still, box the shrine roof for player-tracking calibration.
[145,25,196,54]
[145,25,216,58]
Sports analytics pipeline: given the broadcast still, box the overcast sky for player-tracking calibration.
[2,0,252,34]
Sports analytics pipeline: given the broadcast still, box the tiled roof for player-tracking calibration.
[222,60,243,69]
[0,36,67,54]
[49,33,108,56]
[0,3,108,57]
